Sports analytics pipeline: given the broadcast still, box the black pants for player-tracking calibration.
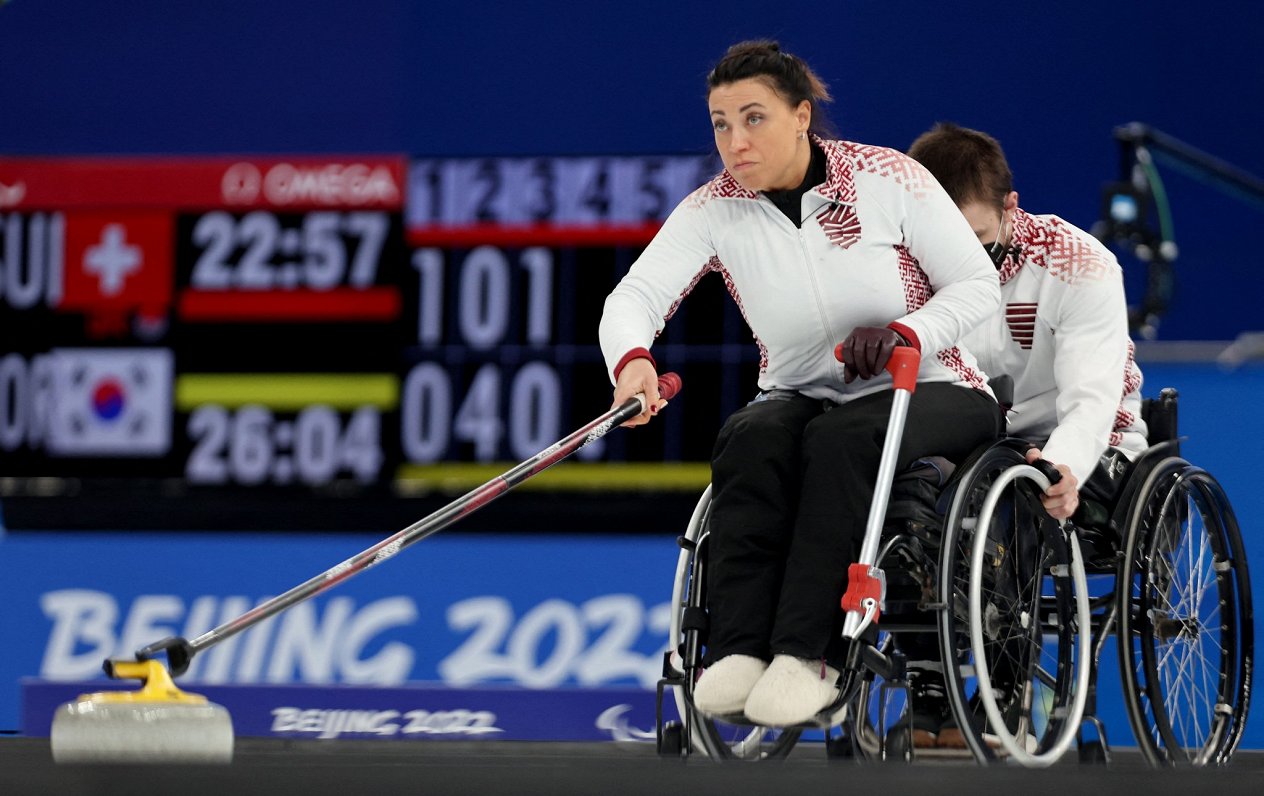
[704,383,1001,668]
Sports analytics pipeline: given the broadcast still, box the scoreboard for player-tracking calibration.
[0,154,761,509]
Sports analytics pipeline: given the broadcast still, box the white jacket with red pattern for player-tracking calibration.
[599,137,1000,405]
[961,208,1148,483]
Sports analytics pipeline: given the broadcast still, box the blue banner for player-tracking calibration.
[22,680,667,742]
[0,532,680,732]
[2,528,1257,748]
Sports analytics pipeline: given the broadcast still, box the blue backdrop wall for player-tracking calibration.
[2,0,1262,339]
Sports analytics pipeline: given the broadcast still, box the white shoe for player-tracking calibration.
[693,655,768,715]
[743,655,841,727]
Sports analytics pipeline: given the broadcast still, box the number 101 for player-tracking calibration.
[411,246,553,348]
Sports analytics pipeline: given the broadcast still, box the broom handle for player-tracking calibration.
[834,347,920,641]
[125,373,682,676]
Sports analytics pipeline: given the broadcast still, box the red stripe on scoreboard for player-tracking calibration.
[0,157,407,211]
[178,288,402,322]
[407,222,661,248]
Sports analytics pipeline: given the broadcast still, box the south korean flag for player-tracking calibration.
[46,348,174,457]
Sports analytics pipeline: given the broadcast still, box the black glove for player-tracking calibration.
[840,326,904,383]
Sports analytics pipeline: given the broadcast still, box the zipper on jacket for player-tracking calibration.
[795,225,843,382]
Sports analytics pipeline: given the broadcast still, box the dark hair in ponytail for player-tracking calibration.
[707,40,835,137]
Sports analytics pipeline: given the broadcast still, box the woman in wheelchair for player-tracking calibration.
[600,41,1003,728]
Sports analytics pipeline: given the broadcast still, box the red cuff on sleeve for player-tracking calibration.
[614,348,656,381]
[887,322,921,353]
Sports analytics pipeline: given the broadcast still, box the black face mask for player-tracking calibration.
[983,241,1021,270]
[983,240,1009,268]
[982,211,1016,268]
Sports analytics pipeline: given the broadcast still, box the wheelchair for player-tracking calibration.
[655,377,1252,768]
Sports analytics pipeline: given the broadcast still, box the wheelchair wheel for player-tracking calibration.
[936,444,1091,766]
[668,486,802,760]
[1118,459,1253,766]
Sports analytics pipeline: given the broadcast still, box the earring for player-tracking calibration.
[798,131,806,140]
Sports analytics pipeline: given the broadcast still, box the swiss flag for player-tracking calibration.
[60,212,173,315]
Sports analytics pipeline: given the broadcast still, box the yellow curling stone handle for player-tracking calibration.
[81,659,209,705]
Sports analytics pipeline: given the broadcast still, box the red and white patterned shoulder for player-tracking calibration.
[823,140,934,201]
[1013,211,1116,285]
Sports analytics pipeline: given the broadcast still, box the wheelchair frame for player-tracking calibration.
[656,372,1253,768]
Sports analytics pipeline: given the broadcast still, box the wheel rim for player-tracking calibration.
[1120,463,1249,766]
[938,447,1083,765]
[967,465,1088,766]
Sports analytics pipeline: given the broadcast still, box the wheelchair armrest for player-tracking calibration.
[1141,387,1179,447]
[988,374,1014,412]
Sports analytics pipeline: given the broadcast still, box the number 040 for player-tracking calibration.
[401,362,564,463]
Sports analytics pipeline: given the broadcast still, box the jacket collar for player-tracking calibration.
[711,135,854,204]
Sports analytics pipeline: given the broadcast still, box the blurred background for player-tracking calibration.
[1,0,1261,746]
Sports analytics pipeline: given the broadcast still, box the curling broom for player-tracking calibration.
[50,374,681,764]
